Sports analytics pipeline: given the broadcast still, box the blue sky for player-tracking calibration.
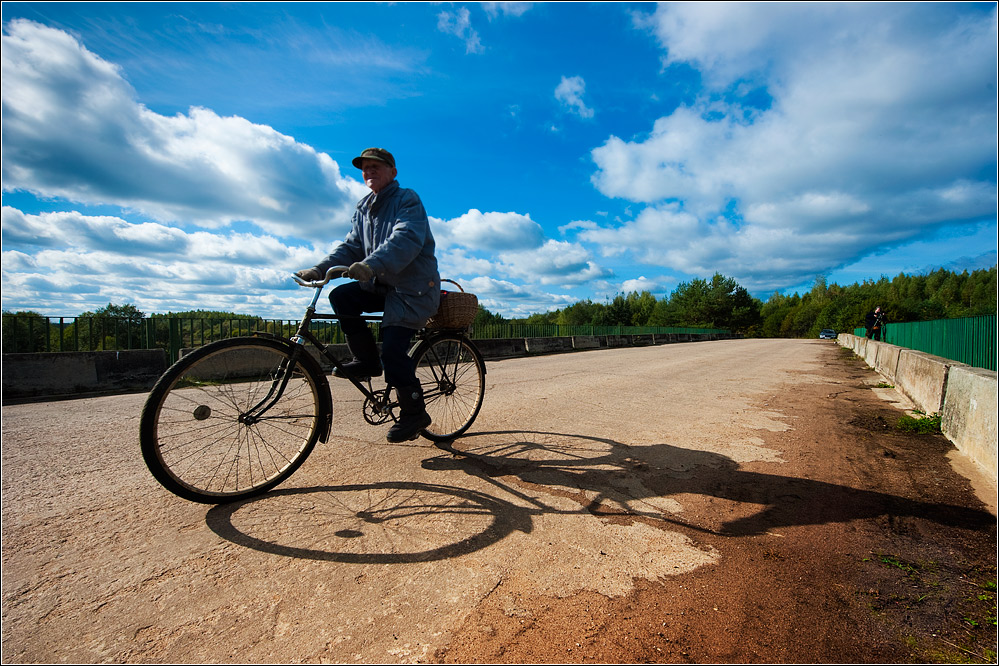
[2,2,996,319]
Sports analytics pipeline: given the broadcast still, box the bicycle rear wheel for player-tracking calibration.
[411,333,485,442]
[140,337,327,503]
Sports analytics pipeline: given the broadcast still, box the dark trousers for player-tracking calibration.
[329,281,417,388]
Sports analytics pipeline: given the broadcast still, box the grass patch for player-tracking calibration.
[896,411,942,434]
[861,554,997,663]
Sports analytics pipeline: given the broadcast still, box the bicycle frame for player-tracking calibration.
[273,266,478,425]
[140,266,487,502]
[264,268,396,421]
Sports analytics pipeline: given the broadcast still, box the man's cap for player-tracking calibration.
[352,147,395,169]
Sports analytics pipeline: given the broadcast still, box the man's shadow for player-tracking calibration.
[426,430,995,537]
[206,429,993,562]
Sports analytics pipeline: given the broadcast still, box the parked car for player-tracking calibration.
[819,329,837,340]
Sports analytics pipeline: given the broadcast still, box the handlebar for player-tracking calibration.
[292,266,351,288]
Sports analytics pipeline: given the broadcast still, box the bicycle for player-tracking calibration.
[139,267,486,504]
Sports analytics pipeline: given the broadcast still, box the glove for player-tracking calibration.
[347,262,374,282]
[295,268,322,281]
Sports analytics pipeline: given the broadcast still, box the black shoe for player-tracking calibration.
[387,385,432,442]
[386,411,432,442]
[334,330,382,379]
[333,359,382,380]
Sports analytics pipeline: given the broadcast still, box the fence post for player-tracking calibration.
[169,318,181,364]
[145,318,156,350]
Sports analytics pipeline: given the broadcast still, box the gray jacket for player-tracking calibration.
[315,181,441,329]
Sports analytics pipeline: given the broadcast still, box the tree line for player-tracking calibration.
[475,266,997,338]
[3,266,996,353]
[1,304,267,354]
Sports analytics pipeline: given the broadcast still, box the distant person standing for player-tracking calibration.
[865,306,885,341]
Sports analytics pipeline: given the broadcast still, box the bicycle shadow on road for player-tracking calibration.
[204,480,533,563]
[427,429,995,538]
[205,429,993,563]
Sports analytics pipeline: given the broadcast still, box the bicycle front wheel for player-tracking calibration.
[412,334,485,442]
[140,337,327,503]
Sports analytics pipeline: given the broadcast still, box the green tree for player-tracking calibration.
[2,310,50,353]
[593,294,633,327]
[473,305,506,329]
[556,299,602,326]
[660,274,761,333]
[75,302,147,350]
[626,291,658,326]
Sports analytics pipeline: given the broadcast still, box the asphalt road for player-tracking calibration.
[2,338,995,663]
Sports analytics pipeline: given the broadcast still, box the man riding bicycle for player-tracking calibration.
[296,147,440,443]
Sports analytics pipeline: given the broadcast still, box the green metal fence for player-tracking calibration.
[854,314,996,371]
[469,323,727,340]
[3,314,728,364]
[1,315,351,364]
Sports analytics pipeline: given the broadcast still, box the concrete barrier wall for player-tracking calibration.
[874,344,902,383]
[839,333,997,484]
[942,366,999,477]
[2,332,733,402]
[571,335,602,350]
[1,349,168,400]
[471,337,528,359]
[525,337,574,355]
[894,349,949,414]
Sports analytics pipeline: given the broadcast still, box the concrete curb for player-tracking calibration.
[838,333,997,485]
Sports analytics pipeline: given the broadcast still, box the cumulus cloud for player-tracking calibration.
[592,3,997,291]
[0,206,324,317]
[621,276,673,295]
[1,19,366,241]
[433,209,546,251]
[463,275,575,318]
[498,240,611,286]
[555,75,594,119]
[431,210,612,290]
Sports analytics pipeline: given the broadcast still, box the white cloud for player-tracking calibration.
[555,75,594,119]
[431,210,613,289]
[498,239,610,287]
[482,3,533,20]
[463,275,575,318]
[1,19,367,242]
[0,206,327,317]
[433,209,546,251]
[621,276,673,295]
[437,7,484,54]
[590,3,997,290]
[0,203,613,318]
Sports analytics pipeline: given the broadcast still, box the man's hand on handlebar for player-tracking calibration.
[295,268,322,281]
[292,265,354,287]
[347,262,374,282]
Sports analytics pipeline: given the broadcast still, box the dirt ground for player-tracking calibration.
[435,347,997,664]
[2,340,996,664]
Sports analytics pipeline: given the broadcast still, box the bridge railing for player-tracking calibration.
[2,314,729,364]
[853,313,996,371]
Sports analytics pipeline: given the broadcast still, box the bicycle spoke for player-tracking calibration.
[141,338,325,502]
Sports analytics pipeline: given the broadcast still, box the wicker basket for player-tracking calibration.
[426,279,478,329]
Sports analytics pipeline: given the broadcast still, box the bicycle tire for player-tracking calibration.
[140,337,330,503]
[411,333,486,442]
